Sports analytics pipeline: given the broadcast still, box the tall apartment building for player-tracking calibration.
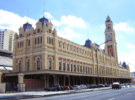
[5,16,130,91]
[0,29,15,51]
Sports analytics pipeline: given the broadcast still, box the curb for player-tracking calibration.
[0,87,111,100]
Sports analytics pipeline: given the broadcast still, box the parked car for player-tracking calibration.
[80,84,87,89]
[69,85,74,90]
[87,84,97,88]
[63,86,70,90]
[112,82,121,89]
[104,84,110,87]
[97,84,105,88]
[72,85,81,90]
[44,85,63,91]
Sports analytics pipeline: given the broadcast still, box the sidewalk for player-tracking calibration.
[0,87,111,99]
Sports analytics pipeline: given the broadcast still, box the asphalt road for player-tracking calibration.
[23,87,135,100]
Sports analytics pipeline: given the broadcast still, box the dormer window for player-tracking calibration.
[37,29,40,33]
[27,33,30,36]
[20,34,23,37]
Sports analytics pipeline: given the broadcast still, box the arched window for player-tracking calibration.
[18,61,22,72]
[37,29,40,33]
[49,59,52,70]
[37,58,40,70]
[67,64,69,71]
[71,64,73,72]
[77,65,79,72]
[80,66,82,73]
[27,40,30,46]
[63,63,66,71]
[74,65,76,72]
[59,62,62,70]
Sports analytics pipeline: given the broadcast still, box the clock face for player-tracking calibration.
[107,33,112,40]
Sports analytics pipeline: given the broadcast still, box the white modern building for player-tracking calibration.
[0,29,15,51]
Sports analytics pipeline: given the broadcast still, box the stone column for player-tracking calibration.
[0,72,2,85]
[18,73,25,92]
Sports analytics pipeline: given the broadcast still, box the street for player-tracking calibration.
[23,87,135,100]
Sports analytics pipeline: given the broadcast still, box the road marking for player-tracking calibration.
[108,98,115,100]
[127,93,131,95]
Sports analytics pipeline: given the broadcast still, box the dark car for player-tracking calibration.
[112,82,121,89]
[44,85,63,91]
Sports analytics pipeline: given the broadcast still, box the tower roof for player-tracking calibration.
[39,16,49,26]
[23,22,32,31]
[84,39,92,48]
[106,16,112,22]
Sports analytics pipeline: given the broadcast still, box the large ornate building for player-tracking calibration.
[6,16,130,91]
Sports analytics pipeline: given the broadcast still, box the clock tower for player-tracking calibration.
[105,16,118,61]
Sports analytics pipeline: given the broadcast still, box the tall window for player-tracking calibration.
[83,66,85,73]
[71,64,73,72]
[63,63,65,71]
[74,65,76,72]
[59,62,62,70]
[37,59,40,70]
[67,64,69,71]
[18,62,22,72]
[80,66,82,73]
[77,65,79,72]
[86,67,87,73]
[28,40,30,46]
[37,29,40,33]
[27,60,30,71]
[49,59,52,70]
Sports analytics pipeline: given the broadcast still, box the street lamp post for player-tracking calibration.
[95,41,107,85]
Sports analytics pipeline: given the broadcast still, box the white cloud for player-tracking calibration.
[44,12,86,28]
[44,12,53,19]
[125,43,135,49]
[114,22,134,32]
[61,15,86,28]
[0,9,36,33]
[57,27,82,40]
[44,12,86,41]
[119,51,135,72]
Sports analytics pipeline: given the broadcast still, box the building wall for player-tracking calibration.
[13,17,130,81]
[0,29,15,51]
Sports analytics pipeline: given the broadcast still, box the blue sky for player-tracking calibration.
[0,0,135,72]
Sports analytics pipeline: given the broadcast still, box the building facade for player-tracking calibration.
[0,29,15,51]
[9,16,130,90]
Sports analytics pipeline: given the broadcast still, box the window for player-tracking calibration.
[49,59,52,70]
[58,41,61,47]
[38,37,40,44]
[27,60,30,71]
[18,62,22,72]
[63,63,65,71]
[28,40,30,46]
[37,29,40,33]
[40,37,42,43]
[67,64,69,71]
[83,66,85,73]
[35,38,37,44]
[77,65,79,72]
[59,62,62,70]
[86,67,87,73]
[74,65,76,72]
[18,43,19,48]
[80,66,82,72]
[37,59,40,70]
[71,64,73,72]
